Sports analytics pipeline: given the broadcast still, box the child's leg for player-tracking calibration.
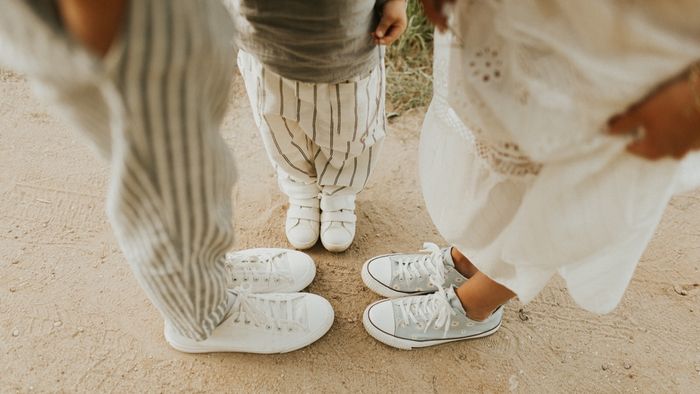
[313,62,387,252]
[237,50,321,249]
[448,248,515,320]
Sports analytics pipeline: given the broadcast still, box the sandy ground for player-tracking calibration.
[1,69,699,393]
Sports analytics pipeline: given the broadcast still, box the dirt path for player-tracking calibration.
[1,70,699,393]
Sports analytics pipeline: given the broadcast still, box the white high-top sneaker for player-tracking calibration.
[225,248,316,293]
[320,194,356,253]
[164,287,334,354]
[278,173,321,250]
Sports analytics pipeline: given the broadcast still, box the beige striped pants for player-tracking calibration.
[0,0,237,340]
[237,50,386,200]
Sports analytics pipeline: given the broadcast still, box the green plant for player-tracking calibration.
[385,0,434,114]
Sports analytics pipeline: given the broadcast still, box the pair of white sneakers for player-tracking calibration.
[360,243,503,350]
[164,248,334,354]
[285,188,357,253]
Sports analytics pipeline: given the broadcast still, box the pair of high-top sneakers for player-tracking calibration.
[164,248,334,353]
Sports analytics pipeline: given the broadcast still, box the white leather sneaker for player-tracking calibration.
[165,287,334,354]
[278,173,321,250]
[320,194,356,252]
[285,195,320,249]
[225,248,316,293]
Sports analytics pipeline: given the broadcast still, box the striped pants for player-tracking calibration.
[0,1,237,340]
[237,50,385,199]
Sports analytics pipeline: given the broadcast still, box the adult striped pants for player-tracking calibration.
[0,0,237,340]
[237,50,386,199]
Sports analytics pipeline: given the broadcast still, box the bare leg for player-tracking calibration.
[451,247,516,321]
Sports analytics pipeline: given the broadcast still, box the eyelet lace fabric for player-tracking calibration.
[432,23,542,178]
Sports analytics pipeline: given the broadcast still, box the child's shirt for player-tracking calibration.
[232,0,386,84]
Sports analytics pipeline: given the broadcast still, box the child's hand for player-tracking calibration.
[373,0,408,46]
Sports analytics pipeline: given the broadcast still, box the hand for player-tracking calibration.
[373,0,408,45]
[607,72,700,160]
[57,0,127,57]
[420,0,455,32]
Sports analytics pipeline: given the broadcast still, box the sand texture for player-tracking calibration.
[1,70,699,393]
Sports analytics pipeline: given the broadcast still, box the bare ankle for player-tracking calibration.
[450,247,479,278]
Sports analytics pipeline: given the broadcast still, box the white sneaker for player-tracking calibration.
[225,248,316,293]
[363,286,503,350]
[165,287,334,354]
[285,195,321,249]
[320,194,356,252]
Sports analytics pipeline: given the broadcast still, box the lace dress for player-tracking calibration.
[419,0,700,313]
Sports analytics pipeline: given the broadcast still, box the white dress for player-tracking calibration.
[420,0,700,313]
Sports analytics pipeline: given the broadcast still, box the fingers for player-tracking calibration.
[626,138,666,160]
[374,20,407,45]
[607,110,641,136]
[374,17,394,41]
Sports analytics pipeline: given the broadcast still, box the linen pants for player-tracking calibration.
[0,0,237,340]
[237,50,386,200]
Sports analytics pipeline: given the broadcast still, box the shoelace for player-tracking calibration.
[229,285,307,332]
[394,242,447,286]
[225,251,292,285]
[396,286,456,338]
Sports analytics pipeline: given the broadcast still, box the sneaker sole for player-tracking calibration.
[360,256,435,298]
[321,239,352,253]
[288,237,319,250]
[165,307,334,354]
[362,303,501,350]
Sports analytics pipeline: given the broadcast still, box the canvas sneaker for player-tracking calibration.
[363,286,503,350]
[320,194,356,253]
[165,287,334,353]
[361,243,468,298]
[225,248,316,293]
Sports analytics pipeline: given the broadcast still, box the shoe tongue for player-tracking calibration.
[441,247,455,268]
[445,286,467,315]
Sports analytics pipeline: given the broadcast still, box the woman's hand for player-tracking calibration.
[373,0,408,45]
[608,69,700,160]
[420,0,455,32]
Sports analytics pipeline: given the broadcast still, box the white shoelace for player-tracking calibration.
[396,286,456,337]
[225,251,292,285]
[229,285,307,332]
[394,242,447,286]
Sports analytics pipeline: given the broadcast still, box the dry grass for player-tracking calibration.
[385,0,434,114]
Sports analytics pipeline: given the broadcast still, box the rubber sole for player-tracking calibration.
[165,308,334,354]
[362,302,501,350]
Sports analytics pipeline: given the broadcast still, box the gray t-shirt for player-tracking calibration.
[233,0,385,83]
